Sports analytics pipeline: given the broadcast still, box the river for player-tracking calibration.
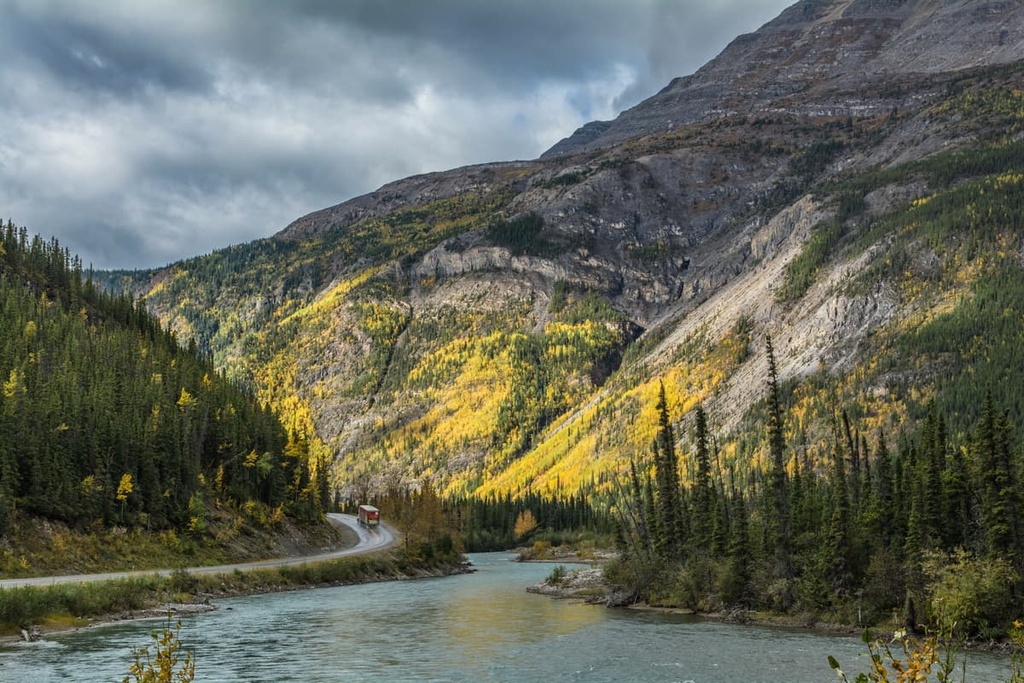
[0,553,1012,682]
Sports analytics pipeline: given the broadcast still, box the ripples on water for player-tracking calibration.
[0,553,1012,682]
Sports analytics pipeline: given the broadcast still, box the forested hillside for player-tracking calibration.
[0,223,328,552]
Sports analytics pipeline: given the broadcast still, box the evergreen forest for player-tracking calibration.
[0,222,328,544]
[611,341,1024,639]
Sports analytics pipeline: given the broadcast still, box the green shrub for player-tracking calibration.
[922,549,1017,638]
[547,565,567,586]
[168,570,198,595]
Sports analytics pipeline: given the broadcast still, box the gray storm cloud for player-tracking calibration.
[0,0,793,270]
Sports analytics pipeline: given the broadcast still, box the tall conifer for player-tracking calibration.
[764,336,792,583]
[653,382,684,560]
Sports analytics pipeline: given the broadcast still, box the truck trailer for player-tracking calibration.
[357,504,380,527]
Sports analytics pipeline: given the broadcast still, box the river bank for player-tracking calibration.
[522,564,883,632]
[1,550,472,643]
[525,565,1022,655]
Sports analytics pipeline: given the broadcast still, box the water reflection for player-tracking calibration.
[444,559,600,672]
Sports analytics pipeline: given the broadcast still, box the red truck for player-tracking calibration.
[357,504,380,527]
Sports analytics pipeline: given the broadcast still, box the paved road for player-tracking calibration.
[0,513,395,589]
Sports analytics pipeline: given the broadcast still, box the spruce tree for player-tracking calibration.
[819,437,851,597]
[939,438,970,550]
[653,382,684,561]
[864,432,894,552]
[975,392,1019,562]
[919,409,945,547]
[691,404,714,552]
[0,222,302,534]
[724,480,752,606]
[764,336,792,584]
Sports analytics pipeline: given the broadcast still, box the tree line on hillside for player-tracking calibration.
[362,483,611,555]
[612,338,1024,638]
[0,221,327,536]
[448,490,611,551]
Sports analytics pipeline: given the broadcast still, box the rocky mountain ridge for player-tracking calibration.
[544,0,1024,157]
[105,0,1024,498]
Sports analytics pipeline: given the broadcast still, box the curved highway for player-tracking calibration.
[0,513,395,589]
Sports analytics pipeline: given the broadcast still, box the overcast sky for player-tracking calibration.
[0,0,793,270]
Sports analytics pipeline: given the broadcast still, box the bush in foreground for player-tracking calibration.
[123,618,195,683]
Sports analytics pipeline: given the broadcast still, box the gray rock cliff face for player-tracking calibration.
[543,0,1024,158]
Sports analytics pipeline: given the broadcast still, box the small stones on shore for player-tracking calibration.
[527,567,610,602]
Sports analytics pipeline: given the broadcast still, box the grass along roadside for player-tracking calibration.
[0,547,468,639]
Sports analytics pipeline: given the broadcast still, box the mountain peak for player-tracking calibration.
[543,0,1024,157]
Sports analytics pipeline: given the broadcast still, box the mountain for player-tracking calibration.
[103,0,1024,503]
[544,0,1024,157]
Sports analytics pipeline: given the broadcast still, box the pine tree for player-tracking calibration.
[819,436,851,597]
[863,432,894,552]
[764,336,792,585]
[691,404,714,552]
[723,476,752,606]
[974,392,1019,562]
[653,382,684,561]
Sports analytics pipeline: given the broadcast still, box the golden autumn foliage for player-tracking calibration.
[122,619,195,683]
[513,509,538,540]
[829,631,944,683]
[116,474,134,503]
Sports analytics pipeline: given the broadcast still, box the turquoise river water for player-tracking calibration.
[0,553,1011,682]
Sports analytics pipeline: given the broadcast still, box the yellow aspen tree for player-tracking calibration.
[514,509,538,540]
[117,473,134,520]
